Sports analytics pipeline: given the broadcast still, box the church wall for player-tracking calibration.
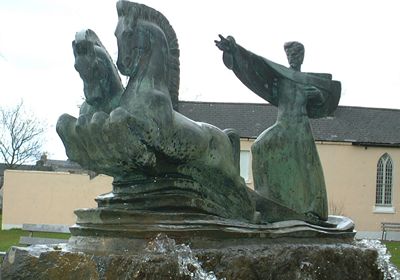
[317,142,400,239]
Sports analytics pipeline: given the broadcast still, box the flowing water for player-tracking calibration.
[146,233,224,280]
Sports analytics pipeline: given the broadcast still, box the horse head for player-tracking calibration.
[115,1,180,110]
[73,29,123,112]
[114,17,151,77]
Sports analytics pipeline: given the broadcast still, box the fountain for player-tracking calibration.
[1,1,396,279]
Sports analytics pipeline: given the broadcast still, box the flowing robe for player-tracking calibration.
[222,43,341,220]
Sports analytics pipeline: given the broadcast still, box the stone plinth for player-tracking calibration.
[1,237,392,280]
[67,210,355,254]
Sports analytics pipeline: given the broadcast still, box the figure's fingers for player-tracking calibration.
[215,41,224,51]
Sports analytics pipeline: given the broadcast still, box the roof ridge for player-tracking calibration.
[179,100,271,106]
[179,100,400,111]
[336,105,400,111]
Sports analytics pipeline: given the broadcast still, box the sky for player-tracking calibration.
[1,0,400,160]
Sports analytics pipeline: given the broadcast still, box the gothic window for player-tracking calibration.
[375,153,393,206]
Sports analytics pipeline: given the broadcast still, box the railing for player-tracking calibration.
[381,222,400,240]
[19,223,70,246]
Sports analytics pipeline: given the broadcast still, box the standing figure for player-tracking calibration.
[216,35,341,221]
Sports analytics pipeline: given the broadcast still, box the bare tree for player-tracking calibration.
[0,101,45,169]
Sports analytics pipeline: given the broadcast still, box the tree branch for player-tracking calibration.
[0,101,45,168]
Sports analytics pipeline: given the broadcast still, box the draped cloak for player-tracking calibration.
[222,42,341,220]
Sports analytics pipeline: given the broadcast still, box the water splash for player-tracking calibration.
[358,239,400,279]
[146,233,223,280]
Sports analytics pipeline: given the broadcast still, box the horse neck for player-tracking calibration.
[99,56,124,111]
[108,69,124,96]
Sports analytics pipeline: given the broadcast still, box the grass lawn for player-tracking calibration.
[0,213,70,252]
[384,241,400,269]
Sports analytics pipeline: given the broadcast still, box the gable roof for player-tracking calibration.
[0,163,53,188]
[0,159,87,186]
[42,159,83,172]
[179,101,400,146]
[0,163,53,174]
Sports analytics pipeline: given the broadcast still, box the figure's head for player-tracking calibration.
[284,41,304,71]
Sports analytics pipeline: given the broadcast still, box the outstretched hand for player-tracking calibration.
[215,34,236,52]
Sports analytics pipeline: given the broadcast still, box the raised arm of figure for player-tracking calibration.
[215,35,238,69]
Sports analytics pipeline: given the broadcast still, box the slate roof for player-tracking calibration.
[0,163,53,188]
[179,101,400,146]
[0,163,53,175]
[0,159,98,189]
[43,159,83,172]
[0,159,83,174]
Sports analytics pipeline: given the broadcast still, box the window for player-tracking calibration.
[375,153,393,206]
[240,150,251,182]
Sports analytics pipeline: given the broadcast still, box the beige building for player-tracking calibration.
[2,170,112,229]
[2,101,400,239]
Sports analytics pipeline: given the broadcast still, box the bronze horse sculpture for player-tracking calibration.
[57,1,254,222]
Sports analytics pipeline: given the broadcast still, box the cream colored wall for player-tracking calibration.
[2,170,112,229]
[240,139,400,235]
[317,142,400,233]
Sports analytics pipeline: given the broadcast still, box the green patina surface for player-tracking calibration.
[216,35,341,222]
[56,2,254,223]
[56,1,343,227]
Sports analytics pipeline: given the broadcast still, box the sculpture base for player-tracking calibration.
[1,238,392,280]
[70,208,355,253]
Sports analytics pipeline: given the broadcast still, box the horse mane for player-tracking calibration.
[116,1,180,111]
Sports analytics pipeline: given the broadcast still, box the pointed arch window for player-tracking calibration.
[375,153,393,206]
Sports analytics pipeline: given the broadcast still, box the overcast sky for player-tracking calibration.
[1,0,399,160]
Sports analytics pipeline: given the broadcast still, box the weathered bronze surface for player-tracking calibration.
[57,2,254,223]
[216,36,341,222]
[55,1,352,248]
[2,2,376,279]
